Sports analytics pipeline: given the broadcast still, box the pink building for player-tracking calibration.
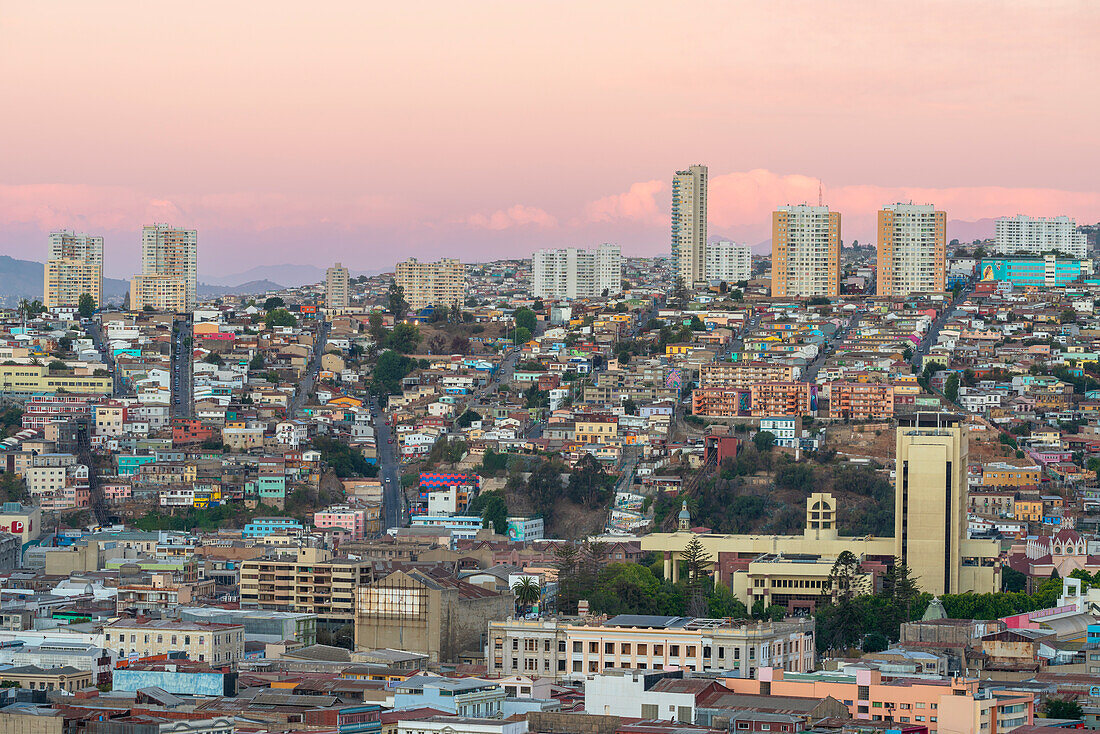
[721,668,1033,734]
[313,506,368,539]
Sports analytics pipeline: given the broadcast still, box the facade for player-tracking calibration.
[771,205,840,298]
[0,364,113,396]
[326,262,351,311]
[354,568,513,663]
[748,382,812,418]
[44,230,104,310]
[395,258,466,310]
[993,215,1087,258]
[239,548,371,625]
[722,667,1033,734]
[131,224,198,312]
[671,164,707,286]
[704,240,752,285]
[0,665,93,693]
[978,255,1093,288]
[532,243,622,300]
[877,203,946,296]
[895,413,999,596]
[393,676,505,717]
[242,516,304,538]
[103,619,244,665]
[486,615,815,682]
[699,362,800,390]
[314,506,370,539]
[828,382,895,420]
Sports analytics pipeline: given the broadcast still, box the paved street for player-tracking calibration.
[172,318,192,417]
[288,321,329,417]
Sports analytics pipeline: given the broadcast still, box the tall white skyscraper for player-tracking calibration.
[130,224,198,312]
[44,230,104,309]
[704,240,752,284]
[532,243,622,300]
[877,203,946,297]
[325,262,350,310]
[671,164,707,286]
[993,215,1087,258]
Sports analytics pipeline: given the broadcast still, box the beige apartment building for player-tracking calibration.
[671,164,708,286]
[326,262,350,311]
[877,203,946,296]
[395,258,466,310]
[239,547,372,626]
[699,362,800,390]
[103,618,243,664]
[486,615,815,682]
[771,205,840,298]
[44,230,104,310]
[642,414,1000,600]
[131,224,197,312]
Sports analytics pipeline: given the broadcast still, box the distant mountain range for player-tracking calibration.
[201,263,386,288]
[0,256,287,307]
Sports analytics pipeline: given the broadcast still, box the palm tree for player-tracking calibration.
[512,577,541,616]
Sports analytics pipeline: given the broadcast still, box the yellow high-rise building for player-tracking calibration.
[771,205,840,298]
[895,413,998,595]
[394,258,465,310]
[44,231,103,310]
[877,203,946,296]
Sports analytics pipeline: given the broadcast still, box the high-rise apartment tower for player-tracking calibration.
[671,164,707,286]
[532,243,622,300]
[130,224,198,312]
[44,230,104,310]
[325,263,350,311]
[877,203,946,297]
[771,205,840,298]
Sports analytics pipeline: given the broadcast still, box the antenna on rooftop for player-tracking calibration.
[818,180,823,207]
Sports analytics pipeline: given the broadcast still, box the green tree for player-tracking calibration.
[263,296,285,311]
[513,326,532,344]
[456,409,482,427]
[387,323,422,354]
[944,372,960,402]
[1044,698,1083,719]
[249,353,264,370]
[671,277,688,309]
[469,489,508,534]
[753,430,776,452]
[77,293,96,318]
[512,577,541,614]
[265,308,297,328]
[680,535,713,617]
[514,307,537,332]
[623,398,637,415]
[371,351,418,394]
[387,281,409,320]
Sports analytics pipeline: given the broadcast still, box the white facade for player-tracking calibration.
[994,215,1087,258]
[532,243,621,300]
[585,671,696,721]
[671,164,707,285]
[704,240,752,284]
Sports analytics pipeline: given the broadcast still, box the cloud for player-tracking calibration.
[583,179,666,226]
[462,204,557,230]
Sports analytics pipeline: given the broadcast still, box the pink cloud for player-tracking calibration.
[462,204,557,231]
[583,180,667,226]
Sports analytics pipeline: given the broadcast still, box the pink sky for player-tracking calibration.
[1,1,1098,278]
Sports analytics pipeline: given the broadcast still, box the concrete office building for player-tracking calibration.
[994,215,1087,258]
[44,231,103,310]
[103,618,244,664]
[326,262,350,311]
[771,205,840,298]
[486,614,815,682]
[130,224,198,312]
[395,258,466,310]
[877,203,946,296]
[671,164,707,286]
[641,414,999,600]
[704,240,752,284]
[239,548,371,626]
[532,243,622,300]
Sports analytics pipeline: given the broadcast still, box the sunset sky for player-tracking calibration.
[1,1,1097,279]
